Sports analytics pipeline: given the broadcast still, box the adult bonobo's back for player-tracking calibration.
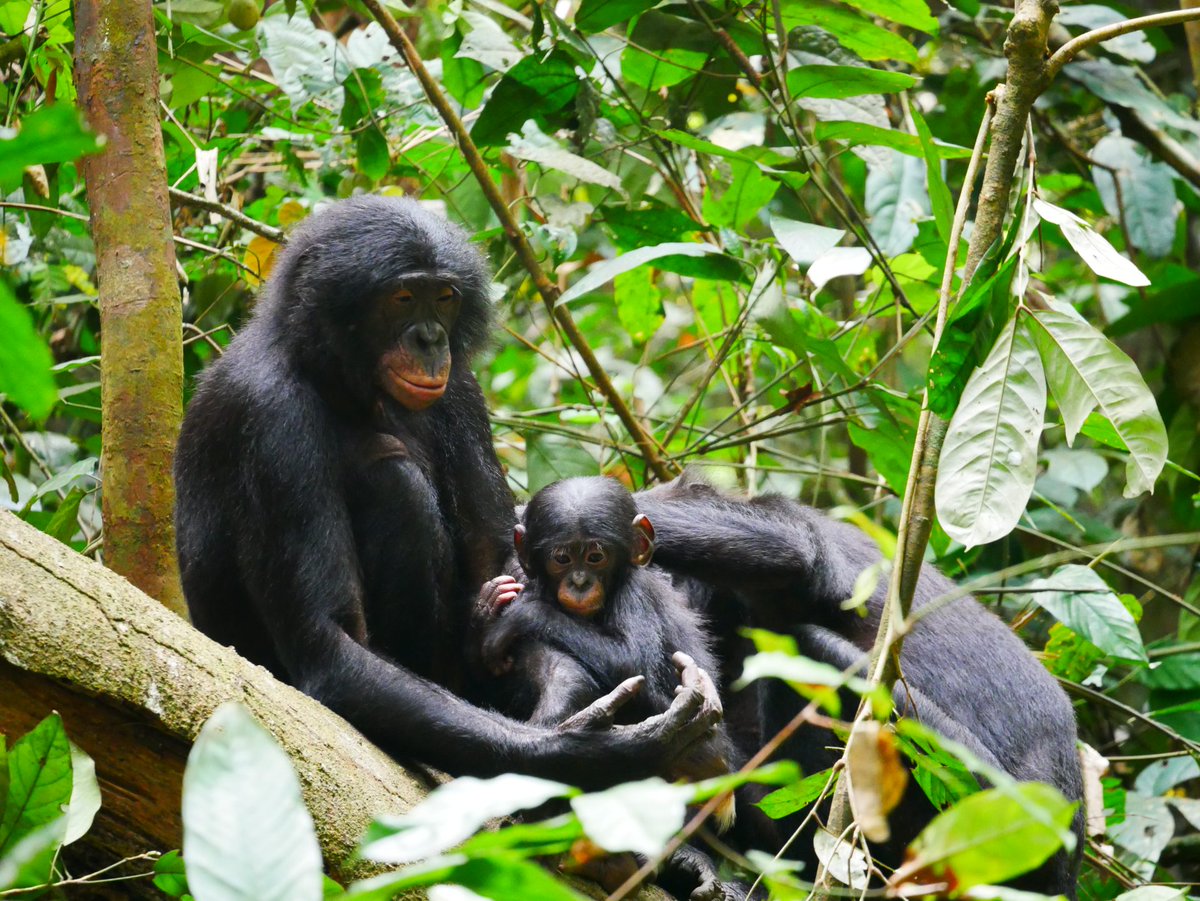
[174,195,720,785]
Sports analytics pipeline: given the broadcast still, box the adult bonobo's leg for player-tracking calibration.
[635,472,1083,895]
[174,196,720,788]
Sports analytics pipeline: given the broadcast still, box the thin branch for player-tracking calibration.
[167,186,283,242]
[1045,8,1200,82]
[360,0,675,481]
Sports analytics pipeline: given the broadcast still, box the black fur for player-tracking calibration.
[174,197,714,786]
[636,472,1084,896]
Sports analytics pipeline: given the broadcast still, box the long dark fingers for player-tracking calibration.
[559,675,645,731]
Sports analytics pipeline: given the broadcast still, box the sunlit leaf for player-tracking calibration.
[182,703,323,901]
[1090,134,1178,259]
[570,777,689,856]
[1032,198,1150,287]
[0,280,56,420]
[786,66,917,99]
[770,215,845,268]
[558,242,725,306]
[935,313,1047,548]
[1020,565,1147,663]
[1026,302,1166,496]
[778,0,918,63]
[62,743,100,845]
[471,51,578,147]
[0,104,102,189]
[758,769,839,820]
[814,121,973,158]
[0,714,72,857]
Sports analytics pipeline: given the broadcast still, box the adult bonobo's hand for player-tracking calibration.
[558,653,723,772]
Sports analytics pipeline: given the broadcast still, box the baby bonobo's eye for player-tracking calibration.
[551,548,571,566]
[585,544,607,567]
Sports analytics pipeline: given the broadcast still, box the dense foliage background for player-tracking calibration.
[1,0,1200,897]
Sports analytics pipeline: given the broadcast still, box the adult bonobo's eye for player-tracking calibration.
[394,289,414,303]
[437,286,458,303]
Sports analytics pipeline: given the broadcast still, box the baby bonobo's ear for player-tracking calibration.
[514,524,531,573]
[631,513,655,567]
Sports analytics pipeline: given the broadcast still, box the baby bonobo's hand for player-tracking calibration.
[474,576,523,675]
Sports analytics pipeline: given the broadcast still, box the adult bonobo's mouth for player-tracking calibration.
[384,364,449,410]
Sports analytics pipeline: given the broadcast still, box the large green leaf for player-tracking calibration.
[1091,134,1178,259]
[777,0,918,63]
[181,703,322,901]
[0,714,72,857]
[814,121,973,159]
[0,281,57,420]
[614,266,663,343]
[0,104,102,189]
[935,313,1047,548]
[770,215,845,267]
[758,769,839,819]
[471,51,579,147]
[1032,198,1149,287]
[1026,302,1166,497]
[623,12,711,90]
[786,65,917,99]
[345,853,587,901]
[1020,565,1148,663]
[702,158,780,229]
[898,783,1077,891]
[575,0,655,33]
[910,103,952,247]
[837,0,937,33]
[62,743,101,845]
[0,819,64,893]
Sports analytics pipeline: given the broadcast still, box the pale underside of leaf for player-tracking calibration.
[935,314,1047,548]
[1027,306,1166,497]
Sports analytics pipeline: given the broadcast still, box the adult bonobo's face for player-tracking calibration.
[374,274,463,410]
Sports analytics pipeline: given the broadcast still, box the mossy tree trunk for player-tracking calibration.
[73,0,186,616]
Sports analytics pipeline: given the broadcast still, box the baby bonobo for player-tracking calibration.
[473,477,737,901]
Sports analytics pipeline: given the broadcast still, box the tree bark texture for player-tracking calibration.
[0,510,430,886]
[73,0,186,616]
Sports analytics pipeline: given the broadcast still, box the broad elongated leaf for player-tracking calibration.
[557,242,724,306]
[1026,303,1166,496]
[507,125,623,192]
[910,103,952,246]
[935,313,1047,548]
[702,158,779,229]
[770,215,844,267]
[182,703,322,901]
[623,12,711,90]
[786,65,916,99]
[1032,199,1150,287]
[758,769,840,819]
[837,0,937,33]
[867,149,928,258]
[575,0,655,33]
[63,743,101,845]
[0,714,72,857]
[0,819,64,893]
[570,778,689,856]
[896,783,1076,892]
[1020,565,1147,663]
[471,52,578,147]
[0,281,56,420]
[778,0,918,63]
[1091,134,1178,259]
[814,121,973,158]
[362,773,573,864]
[0,104,102,189]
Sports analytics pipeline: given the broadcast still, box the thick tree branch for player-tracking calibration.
[360,0,675,481]
[1045,8,1200,82]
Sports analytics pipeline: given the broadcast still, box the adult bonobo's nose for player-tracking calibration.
[413,321,447,352]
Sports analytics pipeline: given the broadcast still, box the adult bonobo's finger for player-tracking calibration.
[559,676,645,731]
[671,651,724,719]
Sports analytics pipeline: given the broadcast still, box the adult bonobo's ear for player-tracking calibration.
[514,524,531,573]
[631,513,655,567]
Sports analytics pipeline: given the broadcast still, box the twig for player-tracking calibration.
[360,0,675,481]
[167,186,283,242]
[1045,8,1200,82]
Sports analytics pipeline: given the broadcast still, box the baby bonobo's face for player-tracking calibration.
[541,535,616,617]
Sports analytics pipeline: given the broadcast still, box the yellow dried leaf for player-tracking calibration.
[277,199,307,227]
[846,719,908,843]
[243,235,279,287]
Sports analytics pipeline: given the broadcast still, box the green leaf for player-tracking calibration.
[355,127,390,181]
[778,0,918,63]
[0,819,64,893]
[441,30,487,108]
[525,433,600,492]
[345,854,586,901]
[757,769,840,819]
[603,204,699,249]
[570,777,689,856]
[934,313,1047,548]
[702,159,779,230]
[814,121,973,158]
[910,103,952,247]
[786,65,917,99]
[558,242,725,306]
[0,280,57,420]
[688,762,801,808]
[0,714,72,857]
[1031,199,1149,288]
[1026,302,1166,497]
[471,51,579,147]
[1091,134,1178,260]
[656,129,796,167]
[1020,565,1147,663]
[575,0,655,33]
[622,12,710,90]
[836,0,938,33]
[62,743,100,845]
[362,773,574,864]
[507,125,623,191]
[182,702,323,901]
[0,104,102,189]
[865,149,927,257]
[614,267,663,343]
[770,215,844,268]
[153,850,190,897]
[900,783,1077,891]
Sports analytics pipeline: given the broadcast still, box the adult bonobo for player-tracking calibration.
[173,196,719,785]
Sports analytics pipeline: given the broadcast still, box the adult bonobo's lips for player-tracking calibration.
[387,367,448,408]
